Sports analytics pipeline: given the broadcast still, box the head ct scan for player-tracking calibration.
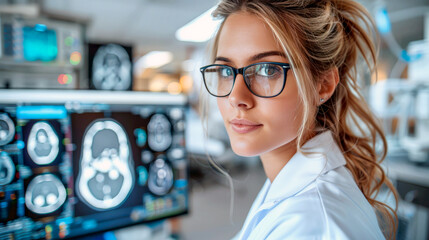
[76,119,134,210]
[27,121,60,166]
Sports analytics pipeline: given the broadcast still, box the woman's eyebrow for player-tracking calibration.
[214,51,286,63]
[250,51,286,61]
[214,56,231,62]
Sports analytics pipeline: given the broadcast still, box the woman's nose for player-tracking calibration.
[228,74,254,110]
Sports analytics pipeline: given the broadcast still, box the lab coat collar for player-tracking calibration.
[264,130,346,203]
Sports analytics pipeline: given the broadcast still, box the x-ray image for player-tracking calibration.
[27,121,59,165]
[0,113,15,146]
[76,119,134,210]
[0,153,15,186]
[25,174,67,215]
[148,114,172,152]
[91,44,132,90]
[148,157,174,196]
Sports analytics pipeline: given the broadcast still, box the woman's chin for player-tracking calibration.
[230,145,261,157]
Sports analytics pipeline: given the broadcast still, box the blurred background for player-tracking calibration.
[0,0,428,239]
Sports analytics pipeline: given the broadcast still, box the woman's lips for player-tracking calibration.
[229,119,263,134]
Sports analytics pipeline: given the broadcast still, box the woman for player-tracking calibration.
[199,0,398,239]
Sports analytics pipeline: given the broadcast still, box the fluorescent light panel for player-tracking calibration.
[135,51,173,69]
[176,6,221,42]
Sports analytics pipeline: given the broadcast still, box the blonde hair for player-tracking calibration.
[204,0,398,238]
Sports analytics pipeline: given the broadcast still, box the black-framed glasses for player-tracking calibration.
[200,62,291,98]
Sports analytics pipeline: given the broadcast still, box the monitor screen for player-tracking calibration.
[23,25,58,62]
[0,102,188,239]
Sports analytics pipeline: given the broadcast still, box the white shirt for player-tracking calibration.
[233,131,385,240]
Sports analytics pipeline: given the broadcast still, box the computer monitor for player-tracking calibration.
[0,90,188,239]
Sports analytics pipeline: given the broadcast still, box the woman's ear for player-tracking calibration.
[317,67,339,105]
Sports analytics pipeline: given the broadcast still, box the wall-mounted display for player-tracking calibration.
[0,90,188,239]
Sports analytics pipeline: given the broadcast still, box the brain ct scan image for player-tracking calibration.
[148,157,174,196]
[76,119,134,210]
[25,174,67,215]
[147,114,172,152]
[0,113,15,146]
[92,44,132,90]
[0,153,15,186]
[27,121,59,165]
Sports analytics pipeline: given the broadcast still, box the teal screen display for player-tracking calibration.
[23,24,58,62]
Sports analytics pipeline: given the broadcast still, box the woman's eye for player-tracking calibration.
[257,65,280,77]
[219,67,233,77]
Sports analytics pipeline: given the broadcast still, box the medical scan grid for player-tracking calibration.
[0,90,188,239]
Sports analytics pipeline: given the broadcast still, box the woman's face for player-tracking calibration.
[216,12,304,159]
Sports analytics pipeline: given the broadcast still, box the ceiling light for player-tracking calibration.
[175,6,221,42]
[134,51,173,71]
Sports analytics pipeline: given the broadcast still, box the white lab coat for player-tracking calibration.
[233,131,385,240]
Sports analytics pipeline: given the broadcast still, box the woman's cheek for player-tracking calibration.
[216,98,230,122]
